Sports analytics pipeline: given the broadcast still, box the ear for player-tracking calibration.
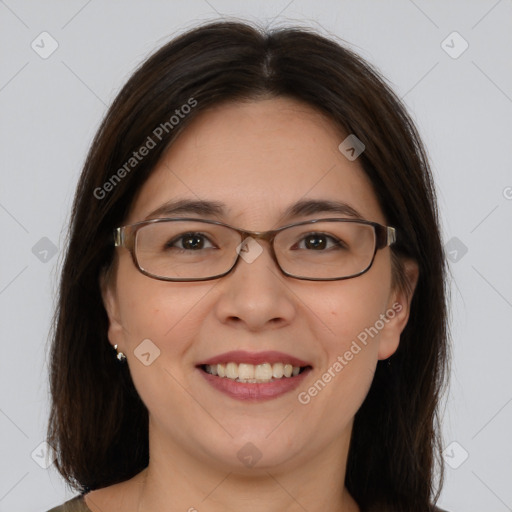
[99,266,126,352]
[377,259,419,360]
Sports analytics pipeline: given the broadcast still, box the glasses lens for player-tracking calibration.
[135,220,240,280]
[275,221,376,279]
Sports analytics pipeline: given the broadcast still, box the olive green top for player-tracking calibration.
[47,495,91,512]
[47,495,450,512]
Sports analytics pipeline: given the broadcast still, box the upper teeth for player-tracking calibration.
[205,362,301,382]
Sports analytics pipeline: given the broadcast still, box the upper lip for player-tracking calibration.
[197,350,312,368]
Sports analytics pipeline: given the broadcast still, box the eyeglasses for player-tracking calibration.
[114,217,397,282]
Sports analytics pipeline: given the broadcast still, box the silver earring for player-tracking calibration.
[114,344,127,362]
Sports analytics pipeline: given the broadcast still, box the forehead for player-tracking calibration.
[128,97,385,227]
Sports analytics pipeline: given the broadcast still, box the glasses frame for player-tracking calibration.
[114,217,397,282]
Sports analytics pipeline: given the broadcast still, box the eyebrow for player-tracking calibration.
[144,198,363,222]
[282,199,363,221]
[145,199,226,220]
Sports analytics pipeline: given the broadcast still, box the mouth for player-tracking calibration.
[199,362,312,383]
[195,350,313,401]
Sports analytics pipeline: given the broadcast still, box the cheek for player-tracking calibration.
[114,257,212,353]
[112,261,213,418]
[306,259,392,401]
[298,279,390,433]
[318,271,392,351]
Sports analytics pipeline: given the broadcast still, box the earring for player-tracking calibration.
[114,344,127,362]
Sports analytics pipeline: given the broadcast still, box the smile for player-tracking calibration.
[202,362,309,383]
[196,350,313,401]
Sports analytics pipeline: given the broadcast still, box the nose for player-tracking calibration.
[213,238,297,332]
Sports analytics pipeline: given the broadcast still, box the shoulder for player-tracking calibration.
[46,495,91,512]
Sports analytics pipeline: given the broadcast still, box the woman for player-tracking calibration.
[47,20,450,512]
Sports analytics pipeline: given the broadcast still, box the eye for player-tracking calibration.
[167,232,215,250]
[295,233,345,251]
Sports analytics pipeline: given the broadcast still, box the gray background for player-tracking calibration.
[1,1,511,511]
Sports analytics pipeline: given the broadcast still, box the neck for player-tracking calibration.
[134,419,360,512]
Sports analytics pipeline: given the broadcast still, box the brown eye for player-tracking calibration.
[182,234,205,250]
[304,235,327,250]
[168,233,213,250]
[295,233,343,251]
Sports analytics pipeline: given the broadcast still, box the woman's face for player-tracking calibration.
[103,97,416,475]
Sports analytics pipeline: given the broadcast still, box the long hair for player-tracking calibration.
[47,20,449,511]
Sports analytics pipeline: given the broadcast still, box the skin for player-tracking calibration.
[89,97,418,512]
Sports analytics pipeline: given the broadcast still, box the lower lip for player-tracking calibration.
[198,367,312,402]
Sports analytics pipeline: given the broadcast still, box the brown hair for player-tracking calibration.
[48,20,449,511]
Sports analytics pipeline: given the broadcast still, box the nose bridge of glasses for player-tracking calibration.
[230,227,283,274]
[238,227,278,245]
